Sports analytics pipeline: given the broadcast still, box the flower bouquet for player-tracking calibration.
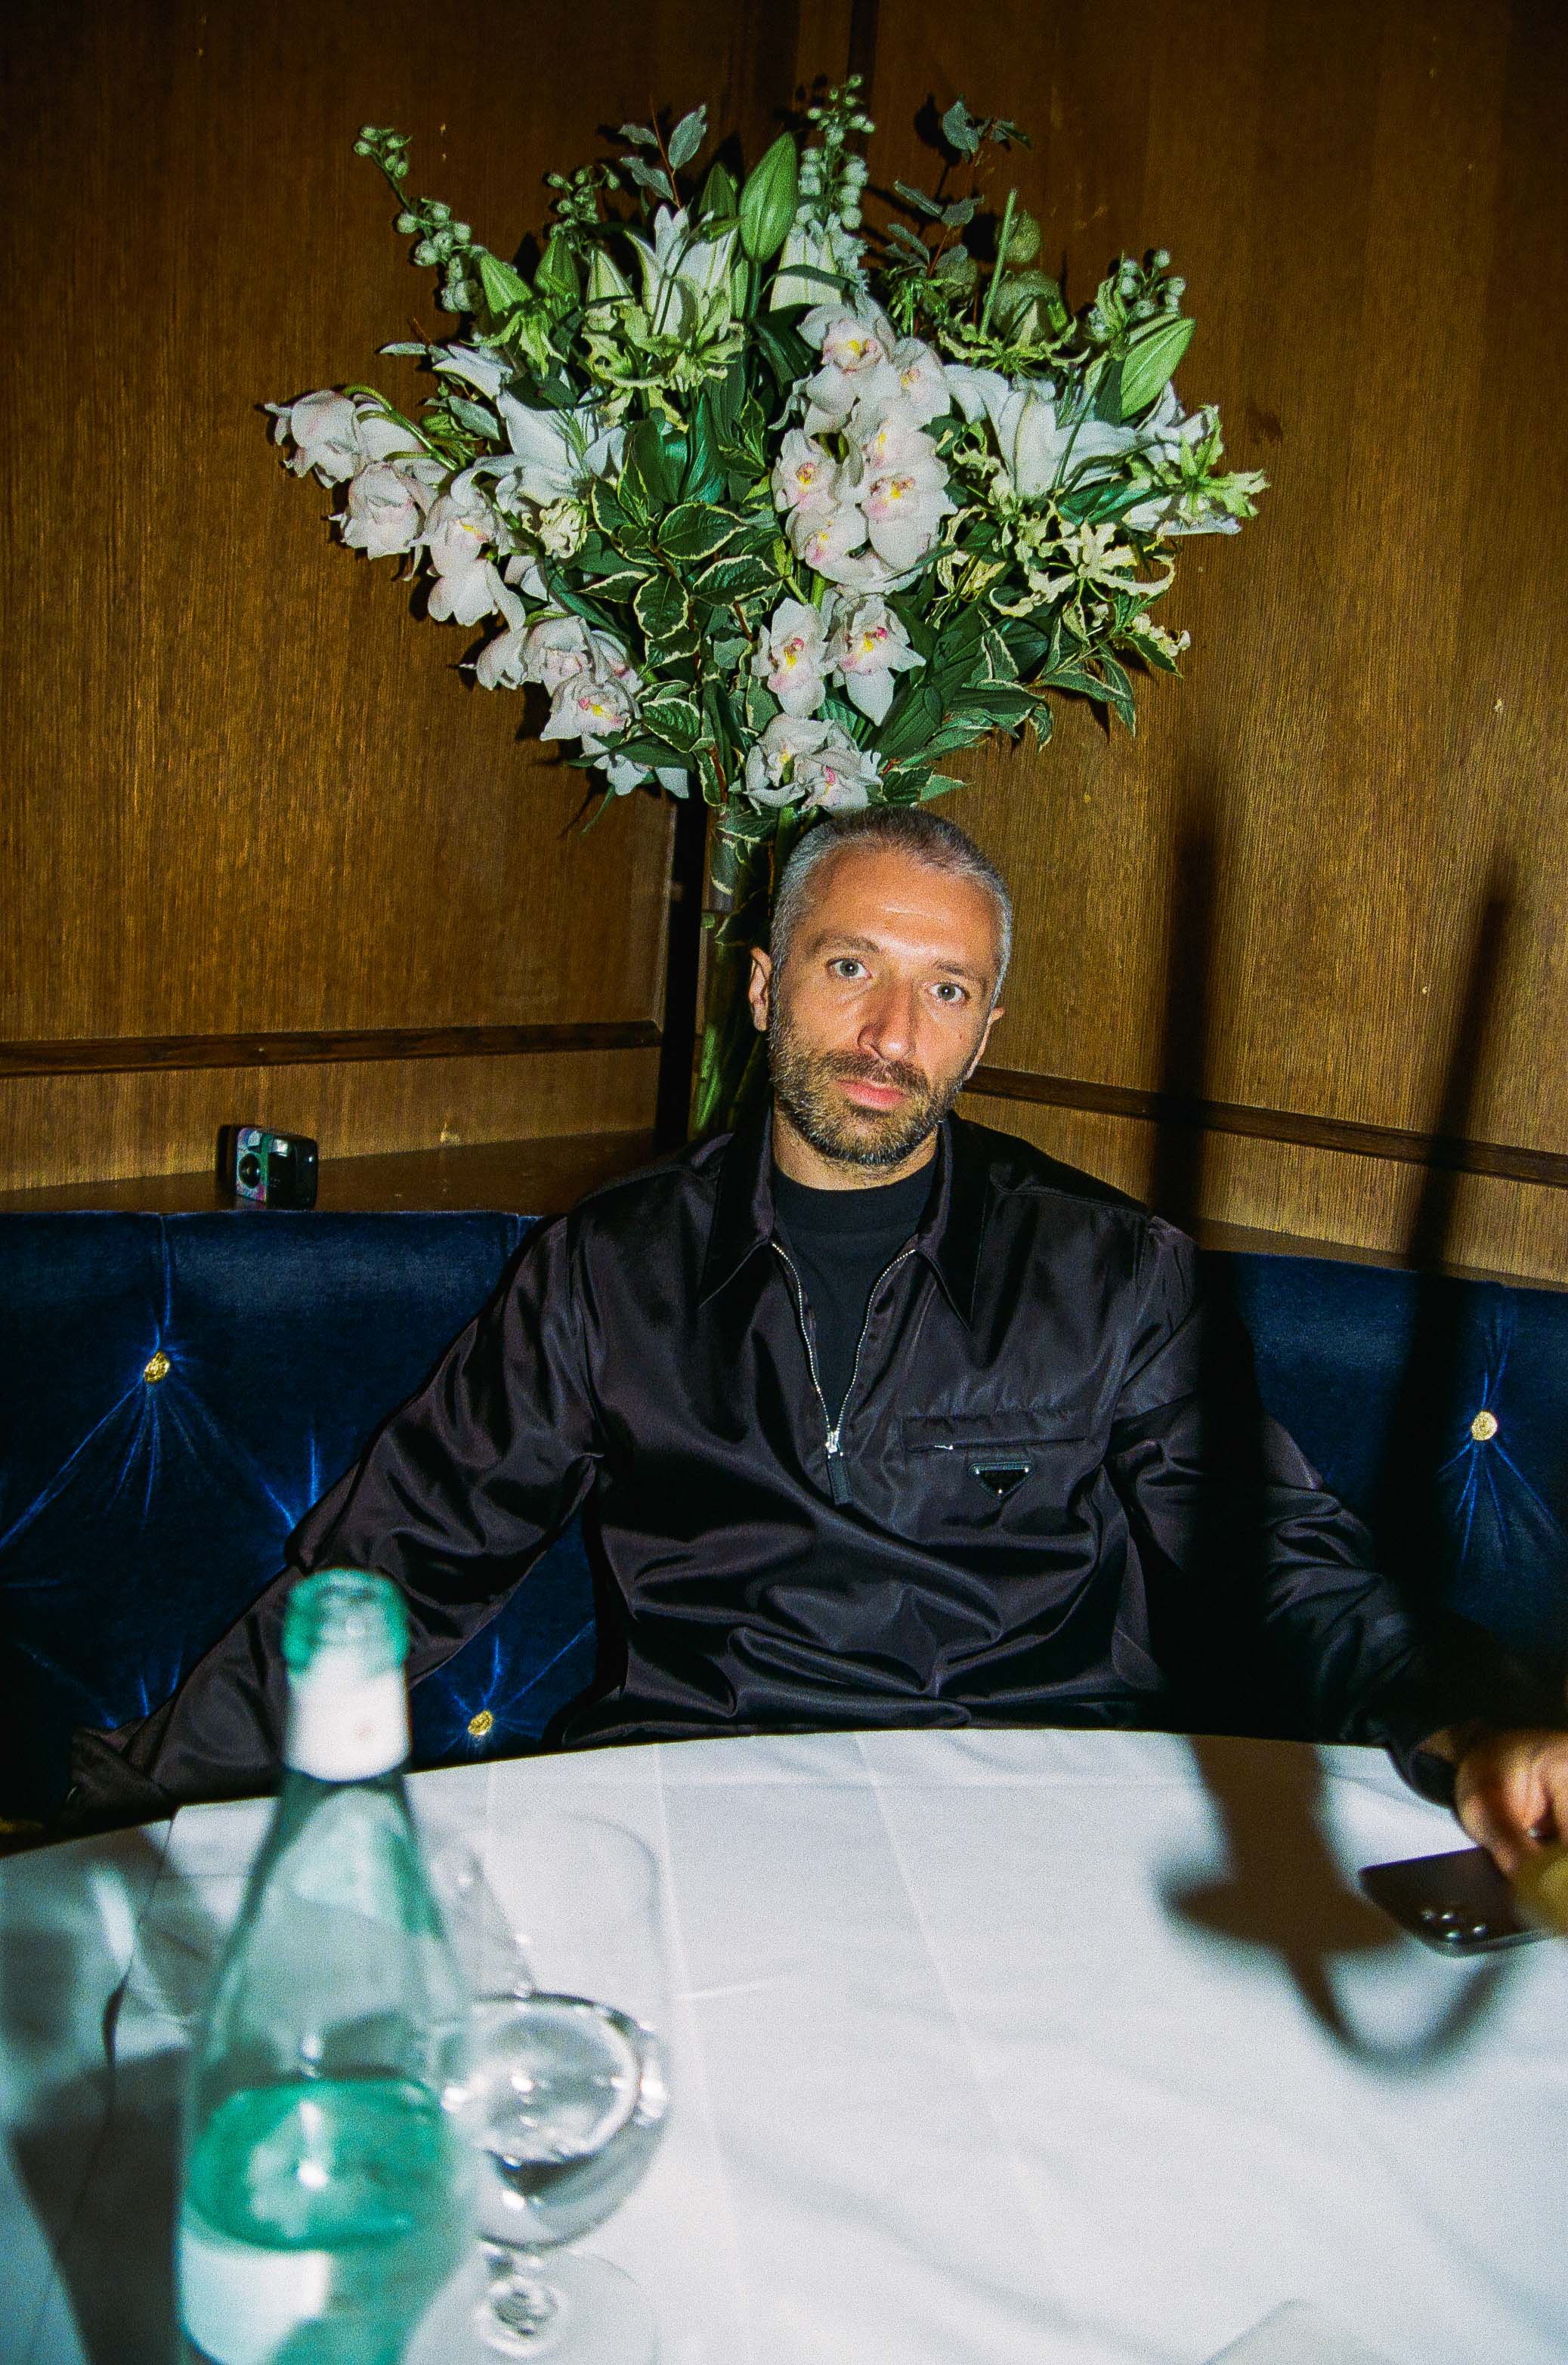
[270,82,1263,1130]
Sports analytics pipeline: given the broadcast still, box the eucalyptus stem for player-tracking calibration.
[979,187,1017,340]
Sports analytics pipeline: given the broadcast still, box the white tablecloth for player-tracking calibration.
[2,1728,1565,2365]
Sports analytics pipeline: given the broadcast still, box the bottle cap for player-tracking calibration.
[282,1570,410,1780]
[283,1569,408,1675]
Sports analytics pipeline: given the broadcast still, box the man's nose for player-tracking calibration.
[858,982,919,1064]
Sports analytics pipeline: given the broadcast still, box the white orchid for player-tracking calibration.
[794,737,881,813]
[423,481,502,624]
[339,461,436,560]
[827,596,924,725]
[630,206,739,336]
[771,428,841,515]
[753,598,830,718]
[542,672,638,746]
[785,494,868,578]
[861,447,954,572]
[744,713,840,805]
[268,390,363,484]
[800,303,897,434]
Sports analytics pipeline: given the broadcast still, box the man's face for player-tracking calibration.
[749,844,1006,1177]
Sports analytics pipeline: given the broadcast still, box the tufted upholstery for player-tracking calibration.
[2,1213,1564,1818]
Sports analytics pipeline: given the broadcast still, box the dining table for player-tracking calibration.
[2,1725,1564,2365]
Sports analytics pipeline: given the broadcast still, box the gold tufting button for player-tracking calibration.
[467,1709,495,1739]
[142,1351,171,1384]
[1470,1409,1498,1443]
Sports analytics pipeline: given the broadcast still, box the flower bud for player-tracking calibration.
[358,125,376,141]
[414,240,438,267]
[391,159,409,178]
[428,202,451,224]
[1002,209,1041,267]
[739,131,800,264]
[1152,247,1171,271]
[396,212,419,233]
[452,221,471,244]
[586,246,632,305]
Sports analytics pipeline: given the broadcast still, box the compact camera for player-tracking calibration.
[220,1125,319,1209]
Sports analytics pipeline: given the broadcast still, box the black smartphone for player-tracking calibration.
[1358,1844,1547,1955]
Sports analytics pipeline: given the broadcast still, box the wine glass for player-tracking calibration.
[416,1813,673,2365]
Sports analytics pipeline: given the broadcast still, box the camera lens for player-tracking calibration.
[237,1153,262,1188]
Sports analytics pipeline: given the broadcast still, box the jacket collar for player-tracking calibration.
[699,1100,987,1326]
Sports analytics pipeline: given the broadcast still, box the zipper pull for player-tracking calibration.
[825,1431,852,1506]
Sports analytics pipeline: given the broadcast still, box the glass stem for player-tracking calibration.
[482,2245,560,2345]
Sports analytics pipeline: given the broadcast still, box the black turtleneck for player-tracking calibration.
[771,1160,937,1422]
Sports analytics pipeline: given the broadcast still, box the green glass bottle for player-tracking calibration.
[177,1570,472,2365]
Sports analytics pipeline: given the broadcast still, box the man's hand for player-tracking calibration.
[1451,1728,1568,1876]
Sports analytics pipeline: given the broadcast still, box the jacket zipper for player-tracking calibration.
[772,1240,918,1507]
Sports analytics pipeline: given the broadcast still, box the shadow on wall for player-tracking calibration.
[1148,800,1523,2053]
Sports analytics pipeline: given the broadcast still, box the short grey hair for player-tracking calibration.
[769,807,1013,1003]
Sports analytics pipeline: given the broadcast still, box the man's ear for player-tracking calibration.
[747,948,774,1034]
[964,1000,1004,1082]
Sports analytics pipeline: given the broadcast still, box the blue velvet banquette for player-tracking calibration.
[2,1209,1566,1819]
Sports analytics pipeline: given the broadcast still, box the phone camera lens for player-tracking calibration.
[237,1154,262,1188]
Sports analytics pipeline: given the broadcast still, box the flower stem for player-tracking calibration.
[979,187,1016,340]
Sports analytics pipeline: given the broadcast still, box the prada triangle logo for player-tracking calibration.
[971,1461,1031,1499]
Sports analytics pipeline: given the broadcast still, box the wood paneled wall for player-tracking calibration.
[868,0,1568,1281]
[5,0,1566,1278]
[0,0,806,1190]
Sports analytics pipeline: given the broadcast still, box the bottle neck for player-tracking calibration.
[283,1652,410,1783]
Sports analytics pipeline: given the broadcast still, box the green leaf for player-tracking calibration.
[979,623,1018,683]
[694,741,726,806]
[738,132,799,264]
[893,179,944,219]
[477,252,531,316]
[742,677,778,735]
[693,551,779,604]
[660,502,745,562]
[621,418,679,515]
[577,563,651,600]
[634,570,690,643]
[1096,651,1139,731]
[921,772,966,800]
[876,683,943,762]
[948,682,1041,728]
[940,98,982,159]
[679,394,725,504]
[667,105,708,172]
[639,691,703,751]
[445,395,500,439]
[750,314,814,391]
[1121,623,1182,675]
[1116,315,1195,419]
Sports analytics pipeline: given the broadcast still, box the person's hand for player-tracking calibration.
[1452,1728,1568,1876]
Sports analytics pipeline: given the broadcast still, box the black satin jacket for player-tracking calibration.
[76,1110,1477,1816]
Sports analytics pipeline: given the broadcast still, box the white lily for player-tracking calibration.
[431,345,510,402]
[484,394,624,511]
[629,206,738,337]
[770,215,864,313]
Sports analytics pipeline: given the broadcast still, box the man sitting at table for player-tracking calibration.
[70,808,1567,1869]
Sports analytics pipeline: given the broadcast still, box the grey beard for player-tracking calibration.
[766,1007,966,1171]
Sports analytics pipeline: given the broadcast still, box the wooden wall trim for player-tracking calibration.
[0,1022,662,1080]
[967,1066,1568,1192]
